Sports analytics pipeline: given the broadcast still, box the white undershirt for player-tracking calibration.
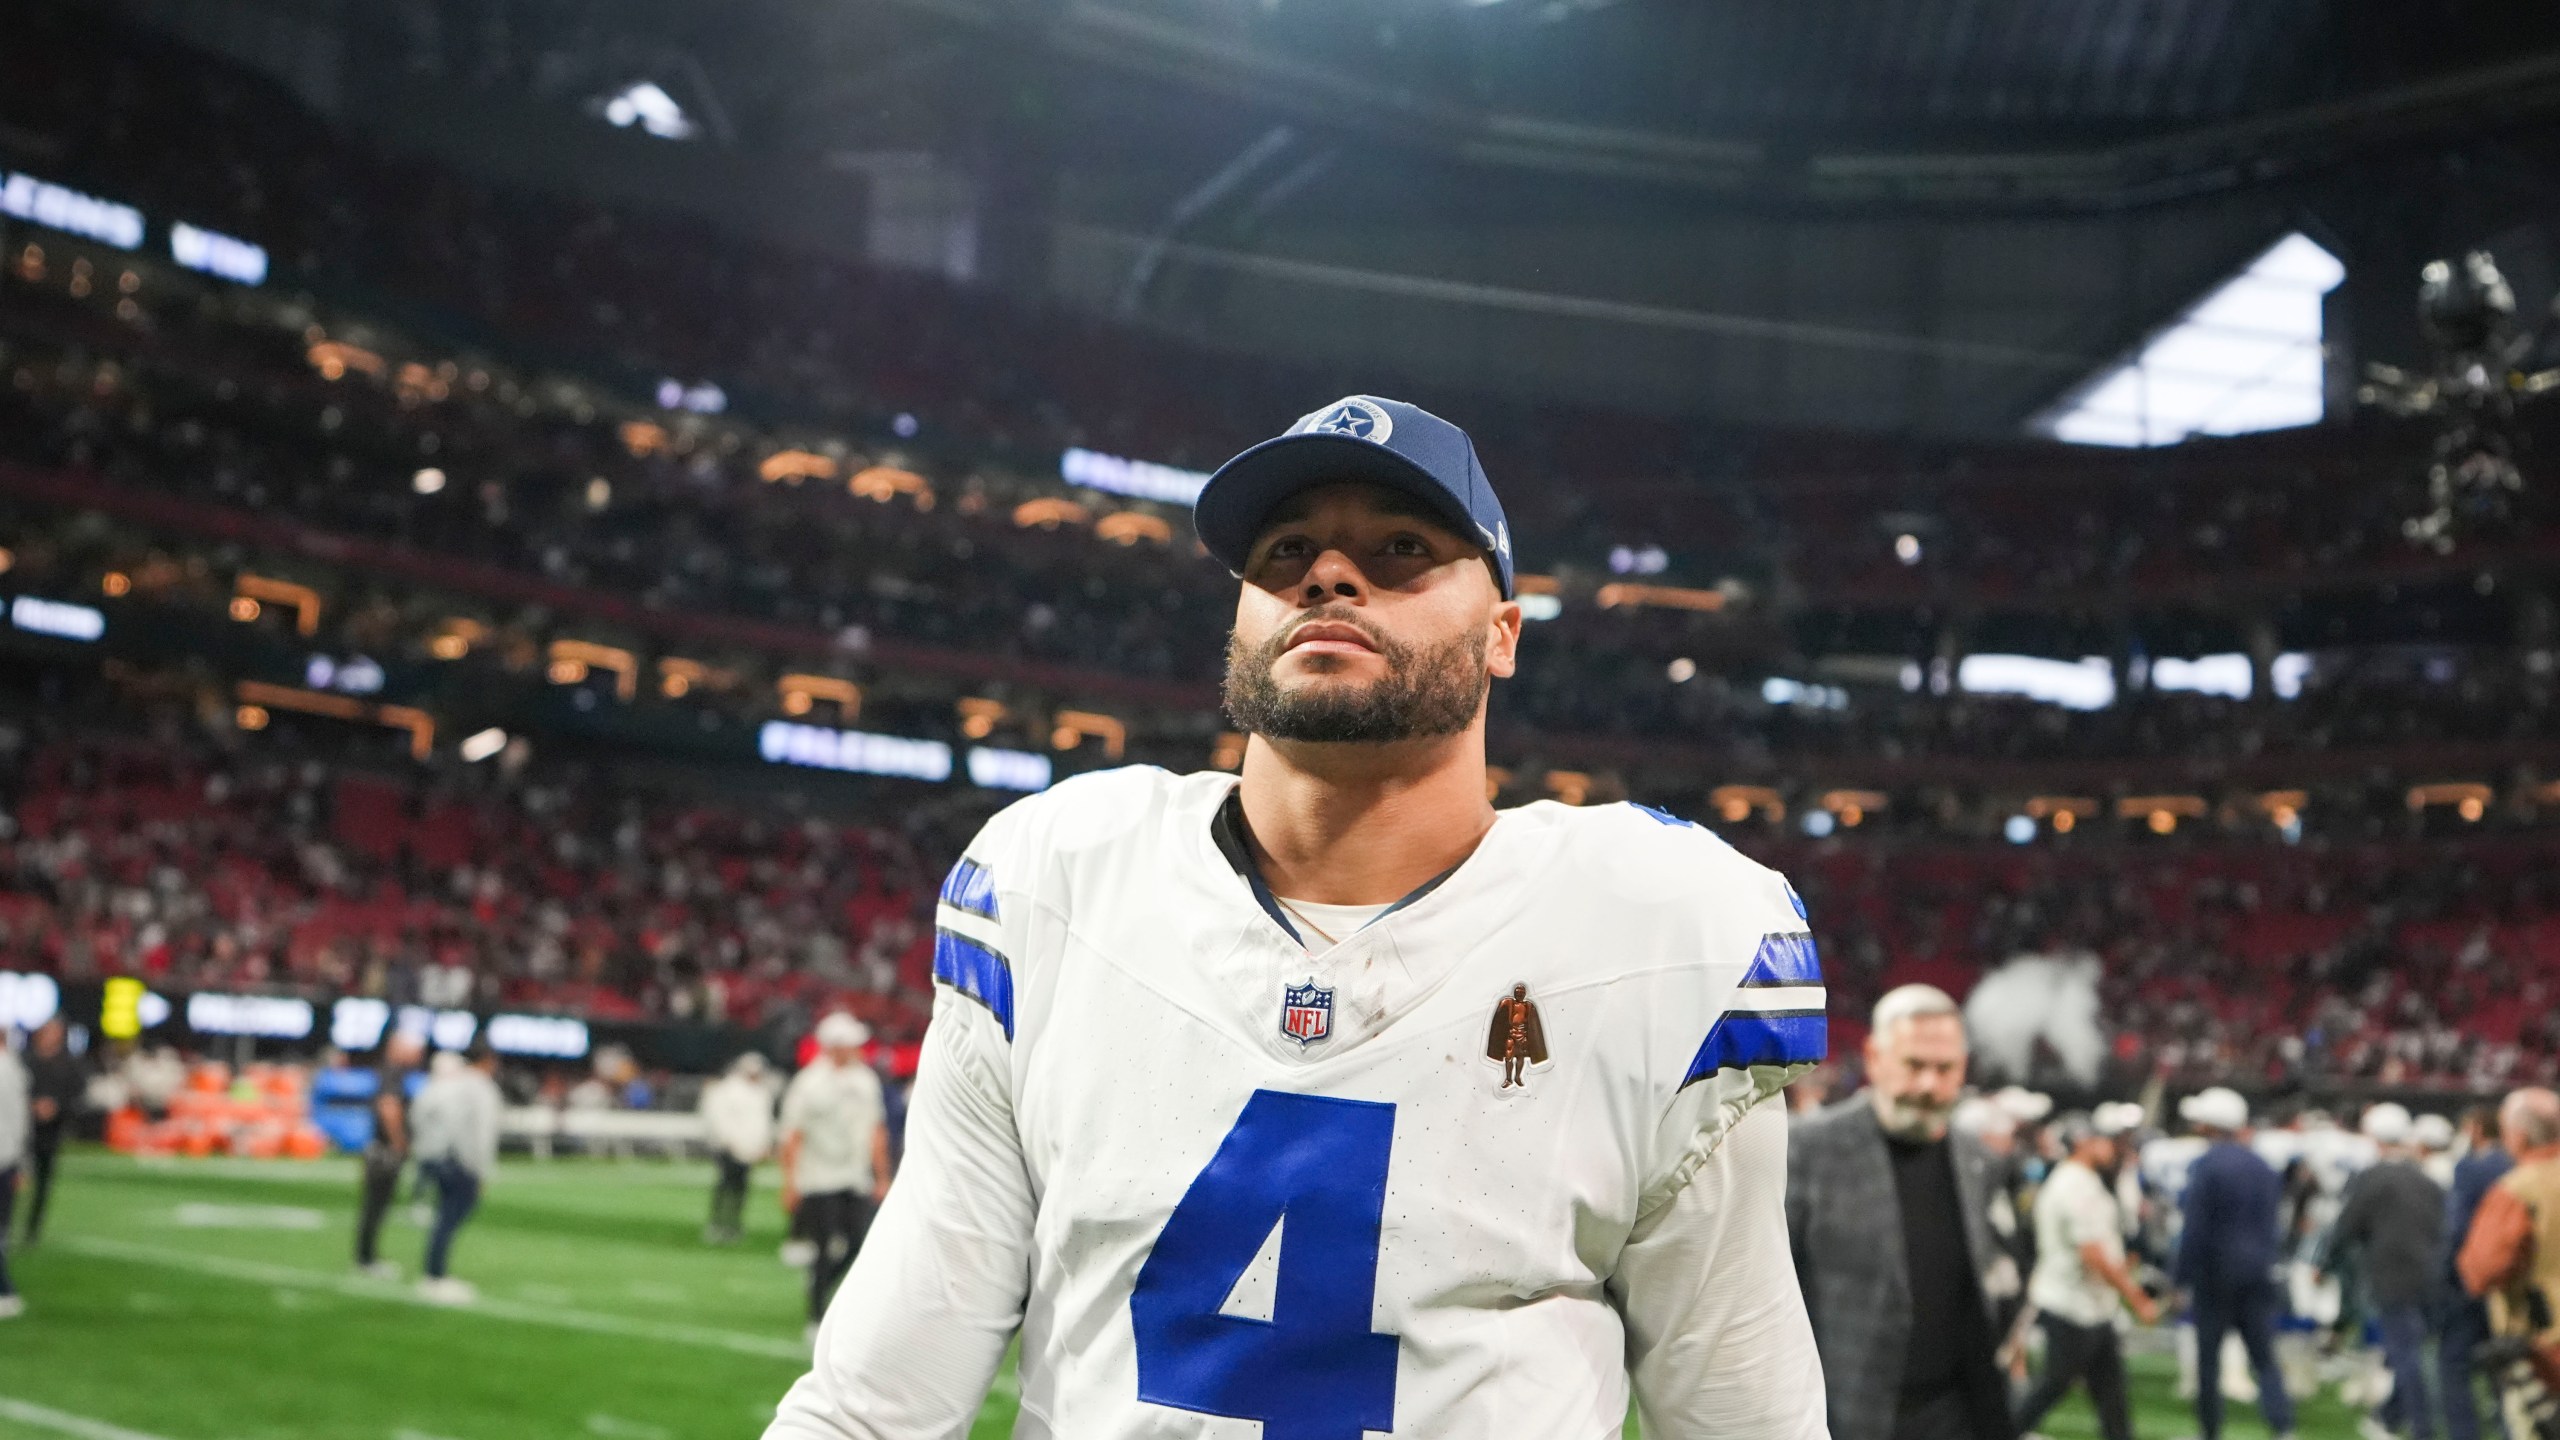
[1271,895,1395,947]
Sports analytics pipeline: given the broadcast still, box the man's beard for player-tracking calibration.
[1874,1093,1954,1142]
[1222,610,1487,744]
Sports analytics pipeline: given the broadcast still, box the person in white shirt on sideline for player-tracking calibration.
[778,1014,889,1338]
[766,396,1828,1440]
[409,1043,502,1304]
[0,1036,27,1319]
[701,1051,778,1244]
[2018,1113,2160,1440]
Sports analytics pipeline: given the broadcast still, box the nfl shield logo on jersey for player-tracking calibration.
[1279,979,1333,1046]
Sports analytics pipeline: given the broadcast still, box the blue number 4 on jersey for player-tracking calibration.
[1130,1089,1400,1440]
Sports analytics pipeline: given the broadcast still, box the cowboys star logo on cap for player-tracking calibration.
[1293,397,1394,444]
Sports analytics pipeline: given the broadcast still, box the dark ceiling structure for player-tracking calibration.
[391,0,2560,209]
[101,0,2560,433]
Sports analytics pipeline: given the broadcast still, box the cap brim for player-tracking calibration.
[1193,432,1487,577]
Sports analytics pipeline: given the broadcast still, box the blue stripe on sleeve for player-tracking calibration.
[1737,931,1822,987]
[933,927,1015,1039]
[937,857,1000,922]
[1681,1011,1828,1088]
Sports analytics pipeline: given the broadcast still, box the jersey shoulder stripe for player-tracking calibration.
[1681,931,1827,1087]
[939,856,999,921]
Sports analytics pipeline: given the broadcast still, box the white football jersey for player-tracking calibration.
[771,767,1828,1440]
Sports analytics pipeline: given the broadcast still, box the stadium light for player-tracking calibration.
[460,727,509,763]
[966,747,1053,793]
[0,170,144,249]
[1060,447,1208,505]
[759,720,953,782]
[1710,785,1784,824]
[1957,654,2114,710]
[597,81,699,141]
[1051,710,1126,759]
[779,674,862,721]
[0,971,60,1031]
[11,596,104,642]
[169,221,268,286]
[957,698,1008,740]
[332,997,391,1050]
[2148,653,2254,700]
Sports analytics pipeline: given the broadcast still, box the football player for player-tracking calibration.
[769,396,1828,1438]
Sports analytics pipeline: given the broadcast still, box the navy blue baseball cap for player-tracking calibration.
[1193,395,1515,598]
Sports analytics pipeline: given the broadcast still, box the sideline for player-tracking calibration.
[0,1395,181,1440]
[56,1236,807,1362]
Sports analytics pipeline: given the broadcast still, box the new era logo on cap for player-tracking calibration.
[1193,394,1516,598]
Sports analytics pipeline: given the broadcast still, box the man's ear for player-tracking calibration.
[1486,598,1523,680]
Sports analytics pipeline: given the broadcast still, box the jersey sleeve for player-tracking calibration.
[1610,1102,1827,1440]
[1635,837,1825,1214]
[926,800,1043,1042]
[765,987,1034,1440]
[766,802,1050,1440]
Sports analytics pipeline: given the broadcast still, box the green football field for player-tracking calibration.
[0,1147,2370,1440]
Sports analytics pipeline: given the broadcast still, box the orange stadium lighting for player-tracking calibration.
[548,640,639,701]
[957,698,1008,740]
[850,466,934,510]
[1710,785,1784,824]
[1094,511,1173,546]
[236,574,322,636]
[1052,709,1126,759]
[1013,498,1092,531]
[1594,582,1724,613]
[759,449,838,484]
[779,674,862,721]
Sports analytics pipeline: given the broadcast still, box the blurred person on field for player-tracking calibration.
[21,1019,83,1245]
[354,1033,425,1279]
[2172,1087,2298,1440]
[700,1052,776,1245]
[1954,1095,2036,1347]
[2458,1090,2560,1400]
[2017,1113,2159,1440]
[1788,985,2018,1440]
[124,1045,184,1119]
[2441,1104,2512,1440]
[778,1013,889,1341]
[2327,1103,2448,1440]
[2416,1113,2459,1190]
[0,1032,25,1318]
[410,1044,502,1304]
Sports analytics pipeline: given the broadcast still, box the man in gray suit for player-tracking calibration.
[1789,985,2021,1440]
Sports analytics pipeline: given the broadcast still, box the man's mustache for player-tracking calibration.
[1271,608,1390,658]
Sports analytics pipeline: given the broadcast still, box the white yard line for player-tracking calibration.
[0,1395,180,1440]
[57,1237,806,1362]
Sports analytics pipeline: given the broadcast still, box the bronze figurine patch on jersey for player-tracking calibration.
[1484,983,1550,1088]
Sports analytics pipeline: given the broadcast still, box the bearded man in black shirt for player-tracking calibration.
[1787,985,2020,1440]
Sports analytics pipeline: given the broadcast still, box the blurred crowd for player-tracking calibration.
[1795,843,2560,1094]
[1793,987,2560,1440]
[0,708,968,1046]
[0,309,2551,768]
[1,0,2554,758]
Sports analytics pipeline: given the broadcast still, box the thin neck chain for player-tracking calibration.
[1273,897,1342,948]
